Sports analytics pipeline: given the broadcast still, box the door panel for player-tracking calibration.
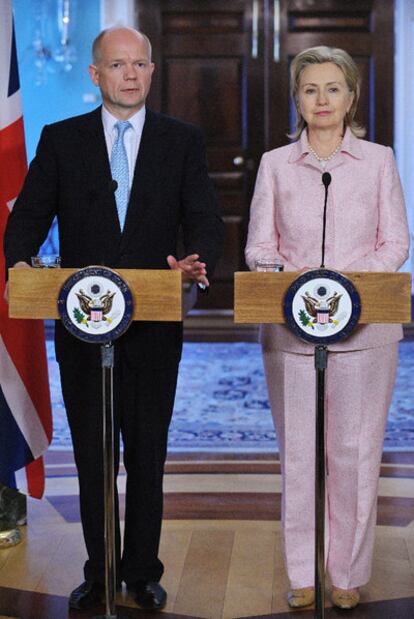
[165,58,243,144]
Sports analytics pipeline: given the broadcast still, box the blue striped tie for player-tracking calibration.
[110,121,131,231]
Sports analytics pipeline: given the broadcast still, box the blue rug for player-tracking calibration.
[47,340,414,452]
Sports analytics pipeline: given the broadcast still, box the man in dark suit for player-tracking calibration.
[4,27,223,611]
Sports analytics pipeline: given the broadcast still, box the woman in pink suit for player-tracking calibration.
[245,46,409,610]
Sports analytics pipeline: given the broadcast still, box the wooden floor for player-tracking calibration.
[0,450,414,619]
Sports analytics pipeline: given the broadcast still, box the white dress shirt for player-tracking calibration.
[101,105,146,190]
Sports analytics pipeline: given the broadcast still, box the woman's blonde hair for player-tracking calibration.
[289,45,365,140]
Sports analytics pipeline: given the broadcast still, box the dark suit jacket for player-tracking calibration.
[4,107,223,368]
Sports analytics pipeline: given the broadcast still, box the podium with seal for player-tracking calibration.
[235,268,411,619]
[8,266,183,619]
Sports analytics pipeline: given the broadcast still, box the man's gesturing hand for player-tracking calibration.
[167,254,209,287]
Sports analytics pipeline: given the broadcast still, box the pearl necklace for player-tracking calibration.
[308,141,342,162]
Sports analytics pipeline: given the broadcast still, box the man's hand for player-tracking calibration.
[167,254,209,287]
[13,261,31,269]
[3,261,31,303]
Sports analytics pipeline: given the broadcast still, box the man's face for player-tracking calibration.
[89,29,154,119]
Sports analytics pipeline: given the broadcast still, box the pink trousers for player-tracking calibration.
[263,343,399,589]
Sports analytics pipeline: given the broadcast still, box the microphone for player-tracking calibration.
[320,172,331,268]
[322,172,331,190]
[88,179,117,202]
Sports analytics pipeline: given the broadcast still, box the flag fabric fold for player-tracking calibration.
[0,0,52,499]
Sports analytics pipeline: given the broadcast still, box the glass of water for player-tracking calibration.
[255,259,284,272]
[31,255,61,268]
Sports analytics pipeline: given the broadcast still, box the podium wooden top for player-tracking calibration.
[234,271,412,324]
[8,268,183,321]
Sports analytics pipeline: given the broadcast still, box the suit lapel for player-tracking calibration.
[79,108,122,248]
[76,108,171,257]
[120,110,170,250]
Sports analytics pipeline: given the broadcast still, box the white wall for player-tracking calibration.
[395,0,414,281]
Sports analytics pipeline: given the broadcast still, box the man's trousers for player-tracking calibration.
[59,351,179,586]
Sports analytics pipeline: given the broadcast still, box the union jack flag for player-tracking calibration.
[0,1,52,499]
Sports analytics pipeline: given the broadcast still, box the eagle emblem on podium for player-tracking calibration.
[301,289,342,325]
[58,267,133,344]
[283,269,361,345]
[74,288,116,324]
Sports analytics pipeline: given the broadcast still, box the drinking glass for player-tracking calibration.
[31,255,61,268]
[255,259,284,272]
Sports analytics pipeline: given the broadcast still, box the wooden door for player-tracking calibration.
[139,0,265,309]
[138,0,394,311]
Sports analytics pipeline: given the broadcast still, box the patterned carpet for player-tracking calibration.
[47,340,414,452]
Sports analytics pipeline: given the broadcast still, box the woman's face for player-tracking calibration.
[297,62,354,134]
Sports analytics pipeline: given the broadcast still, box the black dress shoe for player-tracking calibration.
[128,581,167,611]
[69,581,104,610]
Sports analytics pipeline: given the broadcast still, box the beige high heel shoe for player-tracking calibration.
[287,587,315,608]
[331,587,360,609]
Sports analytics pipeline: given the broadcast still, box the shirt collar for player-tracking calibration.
[340,127,363,159]
[288,126,364,164]
[101,105,146,136]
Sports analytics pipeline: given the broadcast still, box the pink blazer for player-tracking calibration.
[245,128,410,353]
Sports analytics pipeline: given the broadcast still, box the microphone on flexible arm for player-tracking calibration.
[90,179,118,266]
[87,179,118,202]
[320,172,332,268]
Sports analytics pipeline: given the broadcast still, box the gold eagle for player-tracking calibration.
[75,289,116,320]
[301,291,342,323]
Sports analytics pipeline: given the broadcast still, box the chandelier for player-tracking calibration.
[27,0,77,85]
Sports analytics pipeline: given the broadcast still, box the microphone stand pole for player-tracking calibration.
[93,342,128,619]
[314,345,327,619]
[313,172,331,617]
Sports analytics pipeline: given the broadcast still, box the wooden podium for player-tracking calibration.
[234,270,411,618]
[8,267,183,619]
[234,271,411,324]
[8,267,183,321]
